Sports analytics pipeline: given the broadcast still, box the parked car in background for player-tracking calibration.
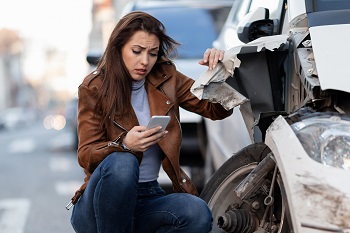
[64,98,78,150]
[87,0,233,188]
[0,107,37,130]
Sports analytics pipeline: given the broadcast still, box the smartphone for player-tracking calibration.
[146,116,170,131]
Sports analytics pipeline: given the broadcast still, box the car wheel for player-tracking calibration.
[200,143,291,233]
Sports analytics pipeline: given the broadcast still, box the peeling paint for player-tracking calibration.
[297,175,350,229]
[201,82,249,111]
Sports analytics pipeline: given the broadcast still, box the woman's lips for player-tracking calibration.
[135,69,147,75]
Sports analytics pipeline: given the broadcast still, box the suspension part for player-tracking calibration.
[235,153,276,200]
[217,209,257,233]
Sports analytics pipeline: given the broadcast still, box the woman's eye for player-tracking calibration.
[132,50,141,54]
[150,53,158,57]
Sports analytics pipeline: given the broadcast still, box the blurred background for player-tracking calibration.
[0,0,232,232]
[0,0,128,127]
[0,0,133,232]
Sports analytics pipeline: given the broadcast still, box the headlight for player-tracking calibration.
[291,114,350,170]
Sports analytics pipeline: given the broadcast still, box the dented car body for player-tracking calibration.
[194,0,350,232]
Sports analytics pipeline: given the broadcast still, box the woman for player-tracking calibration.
[69,11,232,233]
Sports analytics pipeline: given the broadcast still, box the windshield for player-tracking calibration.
[309,0,350,12]
[136,6,230,59]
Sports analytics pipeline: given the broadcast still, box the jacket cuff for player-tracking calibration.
[109,132,130,151]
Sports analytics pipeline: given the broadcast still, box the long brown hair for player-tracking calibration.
[95,11,179,126]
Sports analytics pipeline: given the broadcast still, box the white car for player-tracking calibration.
[204,0,350,174]
[195,0,350,232]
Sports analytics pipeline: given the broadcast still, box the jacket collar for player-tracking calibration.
[145,81,173,117]
[146,57,173,88]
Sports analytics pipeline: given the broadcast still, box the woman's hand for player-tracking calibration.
[122,126,168,152]
[198,48,225,70]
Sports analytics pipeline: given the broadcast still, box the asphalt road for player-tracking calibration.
[0,120,84,233]
[0,118,177,233]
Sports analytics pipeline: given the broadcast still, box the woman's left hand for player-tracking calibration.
[198,48,225,70]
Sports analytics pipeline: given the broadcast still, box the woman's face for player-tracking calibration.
[122,31,160,81]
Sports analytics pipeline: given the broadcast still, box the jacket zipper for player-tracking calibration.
[96,120,129,149]
[113,120,129,132]
[159,86,186,188]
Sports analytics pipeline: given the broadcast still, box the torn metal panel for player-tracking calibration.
[190,61,246,111]
[191,35,289,143]
[245,34,289,52]
[201,82,248,111]
[191,34,289,111]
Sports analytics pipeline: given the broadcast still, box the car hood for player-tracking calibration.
[310,23,350,93]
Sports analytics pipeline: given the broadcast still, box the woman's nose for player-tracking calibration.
[140,54,149,65]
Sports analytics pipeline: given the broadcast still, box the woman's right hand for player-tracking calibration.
[198,48,225,70]
[122,126,168,152]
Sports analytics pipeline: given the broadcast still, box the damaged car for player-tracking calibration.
[192,0,350,232]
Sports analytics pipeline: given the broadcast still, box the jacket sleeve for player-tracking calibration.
[77,84,127,172]
[175,70,233,120]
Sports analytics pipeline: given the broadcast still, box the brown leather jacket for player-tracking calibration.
[70,58,232,204]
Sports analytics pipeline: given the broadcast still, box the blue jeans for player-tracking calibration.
[70,152,212,233]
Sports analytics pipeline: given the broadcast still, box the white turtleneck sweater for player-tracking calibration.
[131,79,162,183]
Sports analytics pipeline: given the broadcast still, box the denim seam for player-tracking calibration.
[136,210,180,231]
[93,166,105,233]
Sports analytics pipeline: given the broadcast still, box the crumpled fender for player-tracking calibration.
[265,115,350,232]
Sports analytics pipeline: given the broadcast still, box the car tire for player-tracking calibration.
[200,143,291,233]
